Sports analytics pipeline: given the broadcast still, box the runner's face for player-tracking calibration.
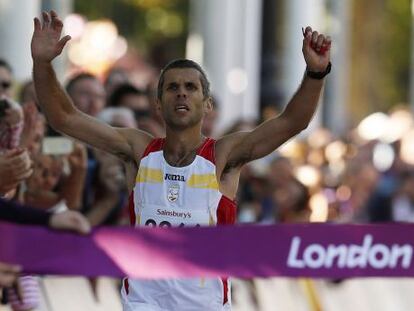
[159,68,209,130]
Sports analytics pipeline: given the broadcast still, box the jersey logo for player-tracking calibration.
[164,173,186,182]
[167,183,180,202]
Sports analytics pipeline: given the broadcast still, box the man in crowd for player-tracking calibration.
[65,73,106,118]
[0,59,31,198]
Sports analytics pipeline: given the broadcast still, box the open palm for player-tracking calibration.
[31,11,71,63]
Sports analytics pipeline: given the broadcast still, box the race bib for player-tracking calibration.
[140,205,210,228]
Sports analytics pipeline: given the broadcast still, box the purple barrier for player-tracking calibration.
[1,221,414,279]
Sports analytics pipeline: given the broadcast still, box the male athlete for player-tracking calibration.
[31,10,331,311]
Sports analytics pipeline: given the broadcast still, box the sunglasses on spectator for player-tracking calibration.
[0,81,11,89]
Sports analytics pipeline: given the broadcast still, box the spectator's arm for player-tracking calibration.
[0,198,90,234]
[0,198,51,225]
[86,156,125,226]
[59,143,87,210]
[19,101,39,149]
[86,194,119,226]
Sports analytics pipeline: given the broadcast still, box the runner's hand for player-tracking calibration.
[302,26,331,72]
[31,10,71,63]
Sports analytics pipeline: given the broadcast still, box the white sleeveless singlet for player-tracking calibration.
[121,138,236,311]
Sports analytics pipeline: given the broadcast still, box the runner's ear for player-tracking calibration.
[204,97,212,114]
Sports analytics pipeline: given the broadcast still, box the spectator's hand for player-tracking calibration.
[95,150,126,193]
[302,26,331,72]
[100,163,125,193]
[67,142,87,170]
[0,262,21,287]
[0,149,33,195]
[20,101,39,148]
[31,10,71,64]
[49,210,91,235]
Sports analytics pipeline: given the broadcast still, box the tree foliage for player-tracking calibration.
[350,0,410,123]
[74,0,189,67]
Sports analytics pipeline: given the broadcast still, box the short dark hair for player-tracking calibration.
[0,59,12,72]
[157,59,210,100]
[108,83,147,107]
[65,72,97,95]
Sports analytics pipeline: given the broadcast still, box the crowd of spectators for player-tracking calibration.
[1,53,414,309]
[236,107,414,226]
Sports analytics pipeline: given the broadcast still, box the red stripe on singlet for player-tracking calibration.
[217,195,237,226]
[142,138,164,157]
[197,138,216,164]
[217,195,237,304]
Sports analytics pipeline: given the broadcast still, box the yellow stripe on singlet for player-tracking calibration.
[136,167,163,183]
[186,174,219,190]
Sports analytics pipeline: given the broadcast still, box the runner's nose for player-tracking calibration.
[176,86,187,98]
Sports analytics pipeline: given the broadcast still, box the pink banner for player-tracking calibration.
[1,221,414,279]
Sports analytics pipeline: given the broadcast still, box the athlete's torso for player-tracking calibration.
[122,138,236,311]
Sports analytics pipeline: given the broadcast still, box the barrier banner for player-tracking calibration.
[1,221,414,279]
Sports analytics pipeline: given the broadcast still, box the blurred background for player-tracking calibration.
[1,0,414,310]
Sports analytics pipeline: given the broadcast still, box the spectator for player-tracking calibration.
[108,83,164,137]
[20,103,46,156]
[0,98,24,152]
[23,139,86,208]
[0,59,12,98]
[18,80,37,105]
[65,73,106,117]
[63,73,107,215]
[273,178,310,223]
[108,83,150,119]
[86,148,127,226]
[82,108,134,226]
[390,170,414,222]
[104,67,129,98]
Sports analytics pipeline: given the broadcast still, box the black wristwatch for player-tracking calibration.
[306,62,332,80]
